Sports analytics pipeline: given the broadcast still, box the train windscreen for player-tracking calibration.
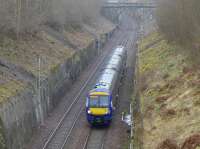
[89,96,109,108]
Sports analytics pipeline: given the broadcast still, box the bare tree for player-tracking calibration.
[156,0,200,43]
[156,0,200,63]
[0,0,103,36]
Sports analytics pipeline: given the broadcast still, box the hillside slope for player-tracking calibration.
[137,32,200,149]
[0,17,114,104]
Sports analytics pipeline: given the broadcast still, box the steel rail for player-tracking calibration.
[60,107,84,149]
[83,130,107,149]
[82,130,91,149]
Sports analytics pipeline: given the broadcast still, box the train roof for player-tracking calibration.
[113,47,125,56]
[102,57,122,71]
[91,45,126,93]
[89,88,110,95]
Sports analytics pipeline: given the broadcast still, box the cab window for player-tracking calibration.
[99,96,109,107]
[89,96,99,107]
[89,95,109,108]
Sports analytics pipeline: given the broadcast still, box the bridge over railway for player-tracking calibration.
[102,1,156,25]
[103,2,157,9]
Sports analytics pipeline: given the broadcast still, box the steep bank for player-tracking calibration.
[136,31,200,149]
[0,17,115,149]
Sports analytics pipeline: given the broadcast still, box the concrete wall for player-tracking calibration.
[0,30,115,149]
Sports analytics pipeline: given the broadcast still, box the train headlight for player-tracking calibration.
[106,109,111,115]
[87,110,91,114]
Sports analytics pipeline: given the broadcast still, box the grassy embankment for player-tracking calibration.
[134,32,200,149]
[0,26,95,104]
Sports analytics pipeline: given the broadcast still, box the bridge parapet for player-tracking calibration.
[103,2,157,8]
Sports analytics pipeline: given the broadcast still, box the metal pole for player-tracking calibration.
[130,102,133,149]
[38,55,44,125]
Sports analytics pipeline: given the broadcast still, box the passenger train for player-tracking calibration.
[86,46,127,125]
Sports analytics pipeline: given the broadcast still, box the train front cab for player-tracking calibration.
[86,90,113,126]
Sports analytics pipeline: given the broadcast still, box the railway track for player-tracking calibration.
[40,27,130,149]
[41,31,127,149]
[82,129,107,149]
[82,131,91,149]
[71,30,134,149]
[65,38,129,149]
[80,37,130,149]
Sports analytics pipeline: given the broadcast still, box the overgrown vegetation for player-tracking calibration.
[0,0,103,37]
[138,32,200,149]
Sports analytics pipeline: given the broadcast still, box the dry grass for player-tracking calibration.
[138,32,200,149]
[0,32,74,76]
[0,80,26,104]
[0,29,76,104]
